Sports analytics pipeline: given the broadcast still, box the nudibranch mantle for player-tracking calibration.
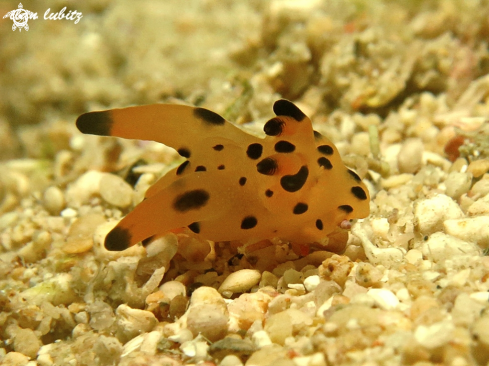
[76,100,370,251]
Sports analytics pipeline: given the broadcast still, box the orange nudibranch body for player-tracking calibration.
[76,100,370,251]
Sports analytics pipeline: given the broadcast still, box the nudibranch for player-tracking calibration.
[76,100,370,251]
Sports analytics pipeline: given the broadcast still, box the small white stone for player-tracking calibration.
[115,304,158,341]
[467,193,489,215]
[470,177,489,197]
[140,331,162,355]
[422,271,441,282]
[396,288,411,303]
[293,353,327,366]
[366,288,399,310]
[218,269,261,295]
[65,170,104,207]
[304,275,320,292]
[220,354,244,366]
[288,283,306,292]
[448,268,471,288]
[252,330,272,348]
[60,207,78,218]
[414,194,463,234]
[186,287,228,342]
[168,328,194,343]
[404,249,423,264]
[398,138,423,174]
[371,218,390,240]
[37,353,54,366]
[180,335,209,362]
[159,281,186,300]
[444,216,489,248]
[470,292,489,303]
[421,232,480,262]
[43,186,65,215]
[121,334,144,357]
[74,311,89,324]
[99,173,134,208]
[445,171,472,199]
[414,321,455,349]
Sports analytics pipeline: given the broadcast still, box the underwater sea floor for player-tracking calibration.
[1,0,489,365]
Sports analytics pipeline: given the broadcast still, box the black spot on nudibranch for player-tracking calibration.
[105,226,131,251]
[273,99,306,121]
[348,169,361,182]
[142,236,155,247]
[313,131,323,140]
[173,189,210,212]
[351,186,368,200]
[239,177,247,186]
[274,141,296,153]
[293,203,308,214]
[195,166,207,172]
[241,216,258,230]
[264,118,285,136]
[176,160,190,175]
[316,219,323,230]
[188,222,200,234]
[317,145,334,155]
[246,143,263,160]
[339,205,353,213]
[213,144,224,151]
[318,157,333,170]
[280,166,309,192]
[177,148,191,158]
[257,158,278,175]
[217,165,225,170]
[193,107,225,125]
[265,189,274,197]
[76,111,113,136]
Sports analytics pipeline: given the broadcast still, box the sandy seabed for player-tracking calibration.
[1,1,489,365]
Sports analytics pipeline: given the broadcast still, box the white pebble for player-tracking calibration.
[43,186,65,215]
[293,353,327,366]
[220,354,244,366]
[398,138,423,174]
[414,194,463,234]
[404,249,423,264]
[99,173,134,208]
[414,321,455,349]
[444,171,472,199]
[65,170,104,207]
[60,207,78,218]
[470,176,489,197]
[304,275,320,292]
[180,335,209,362]
[168,328,193,343]
[159,280,186,300]
[121,334,144,357]
[396,288,411,303]
[218,269,261,295]
[421,232,480,262]
[366,288,399,310]
[115,304,158,341]
[186,287,228,342]
[288,284,306,292]
[467,193,489,215]
[252,330,272,348]
[470,292,489,303]
[444,216,489,248]
[140,331,162,355]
